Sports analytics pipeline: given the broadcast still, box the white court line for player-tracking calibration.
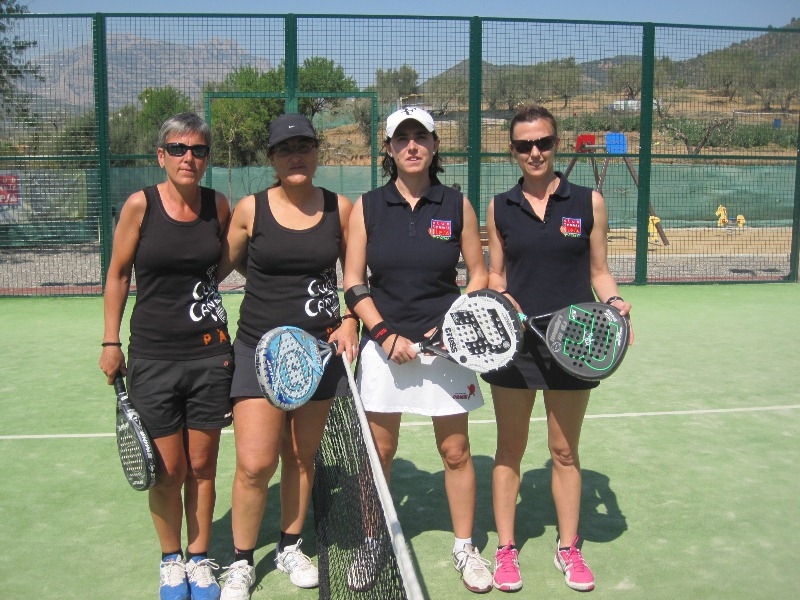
[2,404,798,440]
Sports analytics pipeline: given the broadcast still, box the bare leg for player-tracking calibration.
[149,432,189,553]
[183,428,222,554]
[491,386,536,547]
[432,413,476,540]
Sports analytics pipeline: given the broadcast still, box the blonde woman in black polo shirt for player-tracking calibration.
[343,107,493,594]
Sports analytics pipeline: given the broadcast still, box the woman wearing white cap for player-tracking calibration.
[217,113,358,599]
[343,107,493,594]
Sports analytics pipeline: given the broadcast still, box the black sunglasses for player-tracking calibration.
[162,143,210,158]
[510,136,557,154]
[271,141,317,157]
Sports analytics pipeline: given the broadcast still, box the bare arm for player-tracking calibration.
[588,190,633,342]
[99,191,145,383]
[460,196,488,293]
[218,194,255,282]
[328,194,359,362]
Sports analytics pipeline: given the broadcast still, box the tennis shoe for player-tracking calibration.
[220,560,255,600]
[186,557,221,600]
[159,554,190,600]
[493,543,523,592]
[346,538,387,592]
[554,536,595,591]
[275,538,319,589]
[453,544,493,594]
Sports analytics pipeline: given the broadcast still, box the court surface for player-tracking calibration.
[1,284,798,599]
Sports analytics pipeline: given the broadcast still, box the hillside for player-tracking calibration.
[26,34,271,112]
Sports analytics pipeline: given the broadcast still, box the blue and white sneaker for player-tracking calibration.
[186,556,221,600]
[159,554,190,600]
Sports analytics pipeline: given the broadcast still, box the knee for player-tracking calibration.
[187,451,219,482]
[439,441,471,472]
[236,455,279,488]
[549,444,580,469]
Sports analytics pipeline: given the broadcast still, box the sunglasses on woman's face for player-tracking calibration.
[272,141,317,157]
[162,143,210,158]
[510,135,557,154]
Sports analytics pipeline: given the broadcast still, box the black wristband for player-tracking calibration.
[101,342,122,347]
[344,284,371,312]
[369,321,394,345]
[605,296,624,305]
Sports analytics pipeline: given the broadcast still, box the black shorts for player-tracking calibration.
[230,337,349,401]
[127,352,234,438]
[481,331,600,391]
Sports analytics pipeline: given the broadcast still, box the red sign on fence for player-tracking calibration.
[0,174,20,207]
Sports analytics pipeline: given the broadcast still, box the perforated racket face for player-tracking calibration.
[116,407,155,491]
[440,290,524,373]
[545,302,629,380]
[255,326,325,410]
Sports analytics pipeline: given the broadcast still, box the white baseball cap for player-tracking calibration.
[385,107,436,138]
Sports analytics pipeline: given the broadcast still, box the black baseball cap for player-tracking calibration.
[267,113,317,148]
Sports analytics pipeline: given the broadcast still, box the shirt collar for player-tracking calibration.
[385,179,446,206]
[506,172,571,205]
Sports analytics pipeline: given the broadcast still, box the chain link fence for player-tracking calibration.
[0,13,798,295]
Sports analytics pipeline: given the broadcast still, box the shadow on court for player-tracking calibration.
[391,456,627,552]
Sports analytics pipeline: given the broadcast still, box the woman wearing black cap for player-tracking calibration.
[216,113,358,600]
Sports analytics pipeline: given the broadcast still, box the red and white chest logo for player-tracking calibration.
[429,219,453,240]
[560,217,582,237]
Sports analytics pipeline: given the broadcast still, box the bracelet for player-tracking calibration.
[605,296,624,305]
[387,334,400,360]
[101,342,122,347]
[369,321,395,345]
[341,314,359,322]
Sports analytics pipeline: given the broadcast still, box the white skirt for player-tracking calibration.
[355,339,484,416]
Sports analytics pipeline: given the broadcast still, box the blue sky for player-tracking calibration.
[26,0,798,29]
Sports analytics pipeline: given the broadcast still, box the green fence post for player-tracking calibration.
[635,23,656,285]
[789,114,800,282]
[468,17,482,219]
[285,14,298,113]
[94,13,112,288]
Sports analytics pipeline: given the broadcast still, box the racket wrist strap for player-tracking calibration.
[369,321,395,345]
[605,296,624,305]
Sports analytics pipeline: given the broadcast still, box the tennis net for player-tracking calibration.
[313,357,424,600]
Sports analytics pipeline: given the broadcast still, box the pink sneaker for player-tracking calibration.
[554,537,595,591]
[493,543,523,592]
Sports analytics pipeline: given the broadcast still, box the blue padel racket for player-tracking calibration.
[255,326,337,410]
[114,373,156,491]
[411,289,523,373]
[522,302,629,381]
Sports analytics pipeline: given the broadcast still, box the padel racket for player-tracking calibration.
[411,289,523,373]
[255,326,336,410]
[523,302,629,381]
[113,373,156,491]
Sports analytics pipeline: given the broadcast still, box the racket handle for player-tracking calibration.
[410,342,422,353]
[113,372,126,396]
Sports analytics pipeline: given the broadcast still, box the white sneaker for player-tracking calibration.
[186,557,220,600]
[274,538,319,589]
[220,560,255,600]
[346,538,387,592]
[453,544,493,594]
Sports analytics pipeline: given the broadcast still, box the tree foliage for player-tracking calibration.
[375,65,418,105]
[298,56,358,119]
[0,0,40,118]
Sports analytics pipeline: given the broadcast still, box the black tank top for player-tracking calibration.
[493,174,595,317]
[362,180,462,342]
[236,188,341,347]
[128,185,231,359]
